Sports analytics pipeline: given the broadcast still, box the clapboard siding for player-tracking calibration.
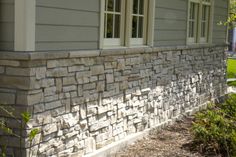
[154,0,188,47]
[212,0,228,44]
[35,0,99,51]
[0,0,14,51]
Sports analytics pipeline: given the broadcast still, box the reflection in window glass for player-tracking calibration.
[188,2,199,42]
[132,0,144,38]
[201,5,210,38]
[104,0,121,39]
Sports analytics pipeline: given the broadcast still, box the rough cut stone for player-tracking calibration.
[45,101,62,110]
[0,60,20,67]
[90,65,104,75]
[85,137,96,154]
[0,93,15,105]
[0,46,227,157]
[0,66,4,74]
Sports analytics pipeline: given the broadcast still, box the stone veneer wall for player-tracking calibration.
[0,45,227,157]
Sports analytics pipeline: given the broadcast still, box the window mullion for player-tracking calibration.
[197,1,202,43]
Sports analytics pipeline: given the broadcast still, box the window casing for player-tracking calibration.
[101,0,154,48]
[187,0,212,44]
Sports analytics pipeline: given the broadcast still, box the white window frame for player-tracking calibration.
[100,0,155,49]
[187,0,214,45]
[129,0,148,46]
[187,0,200,43]
[199,1,211,43]
[102,0,125,48]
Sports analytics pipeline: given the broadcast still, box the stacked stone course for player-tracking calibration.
[0,45,226,156]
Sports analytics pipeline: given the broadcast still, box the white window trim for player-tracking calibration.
[14,0,35,51]
[199,2,211,43]
[186,0,214,45]
[129,0,148,46]
[99,0,155,49]
[187,0,200,44]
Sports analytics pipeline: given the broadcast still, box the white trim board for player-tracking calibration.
[14,0,36,51]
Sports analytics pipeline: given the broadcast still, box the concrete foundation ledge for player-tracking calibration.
[0,44,227,60]
[78,103,209,157]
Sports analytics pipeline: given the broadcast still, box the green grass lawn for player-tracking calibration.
[227,59,236,79]
[227,58,236,87]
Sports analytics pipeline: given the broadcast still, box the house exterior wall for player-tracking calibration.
[0,0,229,156]
[154,0,188,46]
[0,45,227,156]
[0,0,14,51]
[0,0,230,51]
[35,0,100,51]
[213,0,229,44]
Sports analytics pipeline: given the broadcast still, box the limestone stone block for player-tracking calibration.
[83,83,96,90]
[41,78,55,88]
[117,60,125,70]
[90,65,104,75]
[45,100,62,110]
[97,81,105,92]
[68,65,85,72]
[0,75,30,90]
[63,85,77,92]
[35,67,47,79]
[43,123,57,135]
[63,77,77,86]
[0,92,15,105]
[45,86,57,96]
[34,103,45,113]
[47,68,68,77]
[80,120,88,130]
[85,137,96,154]
[89,120,110,132]
[87,107,97,117]
[61,114,78,129]
[106,74,114,83]
[96,132,109,143]
[90,76,98,82]
[0,60,20,67]
[47,59,79,68]
[73,140,85,152]
[56,78,63,93]
[51,107,66,117]
[80,104,87,119]
[45,95,59,103]
[0,66,4,73]
[6,67,35,76]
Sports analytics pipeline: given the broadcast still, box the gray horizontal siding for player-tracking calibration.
[0,0,14,51]
[154,0,188,47]
[212,0,228,44]
[35,0,100,51]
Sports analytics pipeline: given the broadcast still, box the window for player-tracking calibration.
[130,0,147,45]
[103,0,123,47]
[187,0,212,44]
[101,0,155,48]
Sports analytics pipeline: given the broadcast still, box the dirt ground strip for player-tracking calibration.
[110,116,221,157]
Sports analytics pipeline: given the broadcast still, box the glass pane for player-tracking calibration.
[201,22,205,37]
[189,21,193,37]
[138,17,143,38]
[139,0,144,15]
[104,13,107,38]
[106,14,113,38]
[114,15,120,38]
[190,3,194,19]
[108,0,114,11]
[133,0,138,14]
[202,5,206,20]
[132,16,138,38]
[115,0,121,12]
[105,0,107,11]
